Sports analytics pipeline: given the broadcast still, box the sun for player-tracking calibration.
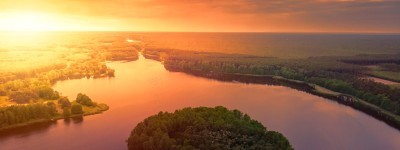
[0,11,61,31]
[0,11,116,31]
[0,11,115,31]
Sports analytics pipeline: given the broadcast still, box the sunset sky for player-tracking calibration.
[0,0,399,32]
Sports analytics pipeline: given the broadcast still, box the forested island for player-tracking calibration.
[142,48,400,130]
[0,37,140,131]
[127,106,292,150]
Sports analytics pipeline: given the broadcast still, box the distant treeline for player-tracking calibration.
[0,43,141,84]
[0,53,117,104]
[339,54,400,65]
[0,63,66,84]
[0,59,115,84]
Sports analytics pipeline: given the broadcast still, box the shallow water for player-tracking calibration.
[1,55,399,150]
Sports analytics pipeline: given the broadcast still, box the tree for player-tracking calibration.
[76,93,94,106]
[71,104,83,114]
[63,107,71,117]
[7,111,16,125]
[46,102,57,116]
[58,97,71,108]
[108,70,115,77]
[0,88,6,96]
[38,87,60,100]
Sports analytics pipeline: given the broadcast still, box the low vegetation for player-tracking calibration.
[367,64,400,82]
[127,106,292,150]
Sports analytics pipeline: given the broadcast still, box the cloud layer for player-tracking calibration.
[1,0,399,32]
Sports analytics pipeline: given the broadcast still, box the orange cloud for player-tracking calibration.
[0,0,399,32]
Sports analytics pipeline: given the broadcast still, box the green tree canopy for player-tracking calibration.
[37,86,60,100]
[62,107,71,117]
[127,106,292,150]
[71,104,83,114]
[76,93,94,106]
[58,97,71,108]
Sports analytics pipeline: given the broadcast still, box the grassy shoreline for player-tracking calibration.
[236,73,400,130]
[163,63,400,130]
[141,49,400,130]
[367,73,400,84]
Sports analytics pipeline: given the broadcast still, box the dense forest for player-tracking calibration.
[127,106,292,150]
[0,103,57,128]
[143,49,400,124]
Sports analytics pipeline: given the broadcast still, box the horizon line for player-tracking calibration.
[1,30,400,35]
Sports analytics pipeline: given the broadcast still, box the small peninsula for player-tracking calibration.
[0,39,140,131]
[0,93,108,131]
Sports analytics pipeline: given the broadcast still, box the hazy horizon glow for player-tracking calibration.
[0,0,399,33]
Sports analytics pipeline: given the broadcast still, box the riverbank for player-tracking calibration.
[141,48,400,130]
[4,50,400,150]
[160,59,400,130]
[365,74,400,85]
[366,65,400,83]
[0,103,109,132]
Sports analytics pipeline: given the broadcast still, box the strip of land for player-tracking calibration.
[142,48,400,130]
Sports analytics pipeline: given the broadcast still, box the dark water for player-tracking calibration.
[137,32,400,58]
[2,32,399,58]
[1,55,399,150]
[70,32,400,58]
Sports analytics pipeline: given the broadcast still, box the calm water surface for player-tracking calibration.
[1,55,400,150]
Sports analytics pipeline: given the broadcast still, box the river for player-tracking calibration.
[1,55,399,150]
